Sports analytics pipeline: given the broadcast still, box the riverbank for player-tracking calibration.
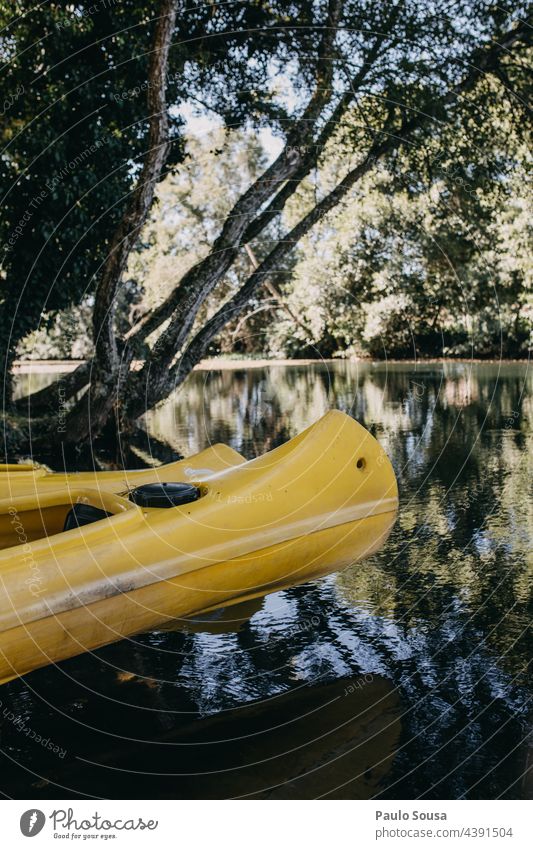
[12,355,530,374]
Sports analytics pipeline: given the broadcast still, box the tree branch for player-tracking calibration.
[50,0,180,444]
[125,127,399,414]
[129,0,345,371]
[126,3,398,347]
[18,13,530,428]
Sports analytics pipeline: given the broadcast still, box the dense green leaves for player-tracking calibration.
[1,3,159,363]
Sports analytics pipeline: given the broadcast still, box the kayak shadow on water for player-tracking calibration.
[0,665,401,800]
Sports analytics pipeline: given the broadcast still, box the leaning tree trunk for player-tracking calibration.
[58,0,179,445]
[122,131,398,419]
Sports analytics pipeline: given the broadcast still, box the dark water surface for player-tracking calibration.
[3,361,532,799]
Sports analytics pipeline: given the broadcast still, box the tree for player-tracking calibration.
[7,0,532,447]
[1,0,322,400]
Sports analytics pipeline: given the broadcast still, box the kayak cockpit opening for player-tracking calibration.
[0,488,132,550]
[63,503,112,531]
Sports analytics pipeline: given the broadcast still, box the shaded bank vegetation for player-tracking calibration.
[1,1,531,448]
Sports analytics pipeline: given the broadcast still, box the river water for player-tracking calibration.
[2,361,531,799]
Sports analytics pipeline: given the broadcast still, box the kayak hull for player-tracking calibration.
[0,509,394,685]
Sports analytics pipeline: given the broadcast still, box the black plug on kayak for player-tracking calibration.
[63,503,112,531]
[128,482,200,508]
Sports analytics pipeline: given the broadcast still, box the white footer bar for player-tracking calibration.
[3,799,532,848]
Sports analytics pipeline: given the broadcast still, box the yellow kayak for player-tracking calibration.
[0,410,398,684]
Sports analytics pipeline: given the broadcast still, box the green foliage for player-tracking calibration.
[35,107,530,362]
[1,0,530,373]
[128,129,269,312]
[0,2,162,351]
[268,75,532,359]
